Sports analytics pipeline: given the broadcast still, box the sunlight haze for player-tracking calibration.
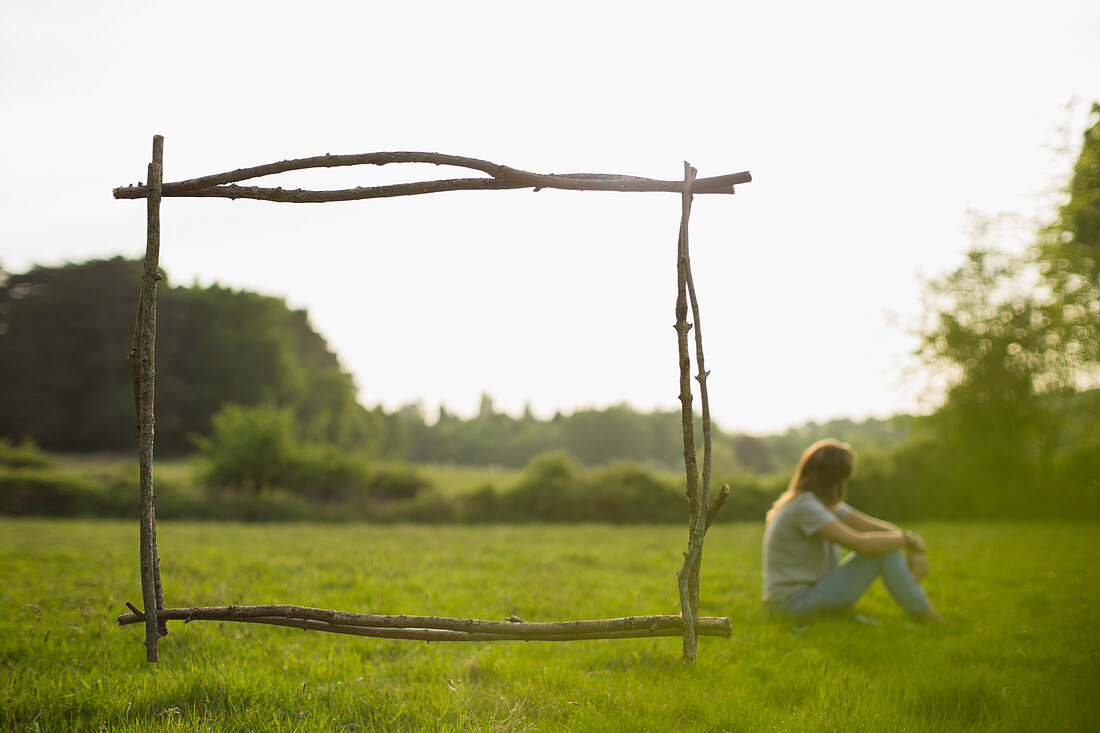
[3,0,1098,433]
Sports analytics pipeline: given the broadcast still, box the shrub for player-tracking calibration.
[503,454,686,523]
[460,485,505,522]
[506,451,581,521]
[382,488,459,523]
[714,473,785,522]
[581,463,682,523]
[285,445,372,503]
[0,467,116,516]
[368,464,431,500]
[0,438,53,469]
[195,403,428,507]
[195,404,298,494]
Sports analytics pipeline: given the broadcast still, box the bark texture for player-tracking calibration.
[112,151,750,202]
[117,605,732,641]
[136,135,166,662]
[673,163,701,663]
[672,162,728,663]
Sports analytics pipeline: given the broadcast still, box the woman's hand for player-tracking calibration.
[903,530,927,554]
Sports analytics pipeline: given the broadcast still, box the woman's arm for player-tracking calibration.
[816,520,919,556]
[841,505,900,533]
[842,507,927,553]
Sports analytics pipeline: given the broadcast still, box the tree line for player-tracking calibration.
[386,397,911,475]
[1,105,1096,522]
[0,254,909,472]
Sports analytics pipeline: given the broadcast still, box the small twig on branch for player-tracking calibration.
[705,484,732,531]
[116,605,731,641]
[111,150,750,202]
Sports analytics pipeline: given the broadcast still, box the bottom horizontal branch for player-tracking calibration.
[249,616,729,642]
[118,604,731,641]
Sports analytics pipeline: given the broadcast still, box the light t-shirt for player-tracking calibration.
[762,493,851,603]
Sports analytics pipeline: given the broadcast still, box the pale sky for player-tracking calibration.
[3,1,1099,434]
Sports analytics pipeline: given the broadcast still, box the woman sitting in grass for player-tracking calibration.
[762,439,945,622]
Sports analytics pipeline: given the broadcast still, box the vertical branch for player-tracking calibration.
[686,268,712,520]
[674,161,699,663]
[684,215,713,620]
[137,134,165,662]
[148,135,167,634]
[129,298,167,641]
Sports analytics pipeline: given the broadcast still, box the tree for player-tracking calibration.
[0,257,383,454]
[562,404,654,465]
[916,242,1050,504]
[1038,102,1100,383]
[1035,102,1100,499]
[913,101,1100,515]
[0,258,144,451]
[732,434,776,474]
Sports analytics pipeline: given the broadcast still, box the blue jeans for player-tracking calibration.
[780,550,930,618]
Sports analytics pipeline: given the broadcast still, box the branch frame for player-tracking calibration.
[115,137,750,664]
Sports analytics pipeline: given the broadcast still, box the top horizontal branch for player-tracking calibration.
[113,150,751,203]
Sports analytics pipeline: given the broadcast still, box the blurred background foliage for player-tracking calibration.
[1,106,1097,523]
[0,257,385,455]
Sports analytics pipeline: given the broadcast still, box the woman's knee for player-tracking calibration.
[846,550,907,578]
[882,549,909,568]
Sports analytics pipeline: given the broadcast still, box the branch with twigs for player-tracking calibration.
[112,151,750,203]
[114,137,751,664]
[117,604,732,642]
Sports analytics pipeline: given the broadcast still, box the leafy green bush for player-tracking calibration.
[195,404,299,494]
[500,453,687,523]
[0,438,52,469]
[195,403,424,506]
[284,445,373,503]
[368,464,431,500]
[459,485,505,522]
[582,463,682,523]
[379,488,460,523]
[714,473,786,522]
[506,451,582,521]
[0,466,129,516]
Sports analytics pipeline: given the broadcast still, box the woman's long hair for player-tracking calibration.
[765,439,856,523]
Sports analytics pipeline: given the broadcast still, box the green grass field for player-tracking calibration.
[2,519,1098,731]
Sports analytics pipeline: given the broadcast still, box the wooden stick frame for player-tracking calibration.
[114,135,750,663]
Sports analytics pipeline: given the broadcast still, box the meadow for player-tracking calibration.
[2,518,1098,731]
